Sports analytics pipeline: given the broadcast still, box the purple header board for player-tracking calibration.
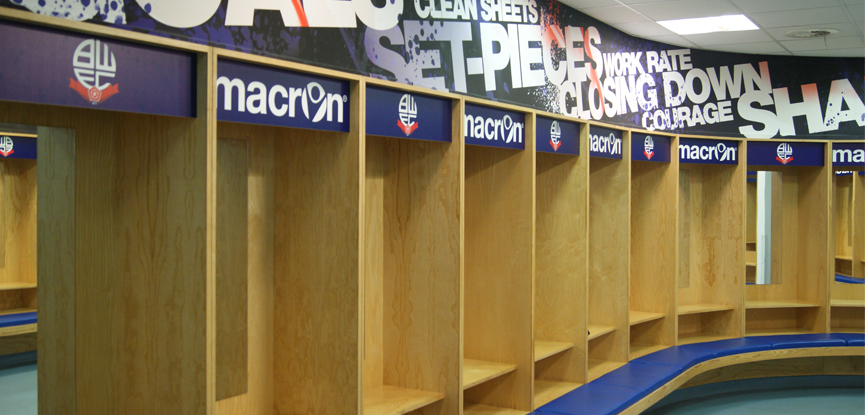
[588,126,623,159]
[536,116,579,155]
[464,104,525,150]
[0,20,195,118]
[632,133,671,163]
[832,142,865,168]
[0,134,36,159]
[747,141,824,167]
[217,60,350,132]
[366,86,451,142]
[678,138,739,165]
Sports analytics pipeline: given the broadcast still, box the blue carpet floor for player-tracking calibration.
[0,363,36,415]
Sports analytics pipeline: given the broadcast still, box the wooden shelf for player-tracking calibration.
[746,300,820,309]
[835,255,853,261]
[534,341,573,362]
[534,380,581,409]
[746,328,815,337]
[678,333,735,345]
[831,299,865,308]
[363,385,444,415]
[463,359,518,390]
[0,308,37,316]
[678,303,735,315]
[0,283,37,291]
[0,323,37,337]
[587,325,616,341]
[629,310,665,326]
[464,404,529,415]
[587,359,625,382]
[629,343,666,360]
[831,327,865,334]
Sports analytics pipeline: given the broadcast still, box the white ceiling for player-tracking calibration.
[559,0,865,58]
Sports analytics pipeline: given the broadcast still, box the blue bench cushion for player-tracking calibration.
[835,274,864,284]
[831,332,865,346]
[754,334,847,349]
[534,383,643,415]
[631,346,716,369]
[683,337,773,357]
[0,311,37,329]
[593,362,682,405]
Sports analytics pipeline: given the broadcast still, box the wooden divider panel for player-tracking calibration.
[37,127,76,415]
[216,138,249,401]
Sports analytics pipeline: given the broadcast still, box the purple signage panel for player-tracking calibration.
[678,138,740,165]
[536,116,579,155]
[464,104,525,150]
[217,60,350,132]
[366,86,451,142]
[0,134,36,159]
[588,126,623,159]
[747,141,824,166]
[632,133,670,163]
[0,20,195,118]
[832,142,865,168]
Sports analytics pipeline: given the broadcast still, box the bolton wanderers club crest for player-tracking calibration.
[644,136,654,159]
[776,143,793,164]
[550,120,561,151]
[70,39,119,105]
[398,94,418,136]
[0,136,13,157]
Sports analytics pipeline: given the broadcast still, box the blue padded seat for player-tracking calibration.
[755,334,847,349]
[835,274,865,284]
[831,332,865,347]
[533,382,643,415]
[0,311,37,329]
[683,337,773,357]
[631,346,716,369]
[593,362,682,405]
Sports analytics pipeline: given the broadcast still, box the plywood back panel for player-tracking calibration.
[464,141,534,410]
[535,150,587,384]
[2,158,37,286]
[834,175,853,257]
[630,159,676,347]
[364,135,462,415]
[216,138,249,401]
[273,126,360,414]
[37,126,76,415]
[588,152,630,363]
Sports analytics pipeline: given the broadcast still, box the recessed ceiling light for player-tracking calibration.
[658,15,759,35]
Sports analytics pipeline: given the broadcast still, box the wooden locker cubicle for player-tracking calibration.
[462,99,534,413]
[586,125,629,381]
[676,136,745,344]
[628,132,676,357]
[0,10,213,415]
[0,129,37,357]
[533,115,588,408]
[212,51,362,415]
[362,81,461,415]
[745,140,830,336]
[829,141,865,333]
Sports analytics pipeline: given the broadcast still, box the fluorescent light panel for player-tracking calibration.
[658,14,759,35]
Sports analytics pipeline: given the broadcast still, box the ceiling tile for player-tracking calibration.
[630,0,741,21]
[796,48,865,57]
[847,4,864,21]
[614,21,678,37]
[748,7,851,28]
[780,35,865,51]
[764,22,863,40]
[684,30,774,46]
[728,0,839,14]
[704,41,790,55]
[557,0,620,9]
[579,5,651,24]
[643,34,700,48]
